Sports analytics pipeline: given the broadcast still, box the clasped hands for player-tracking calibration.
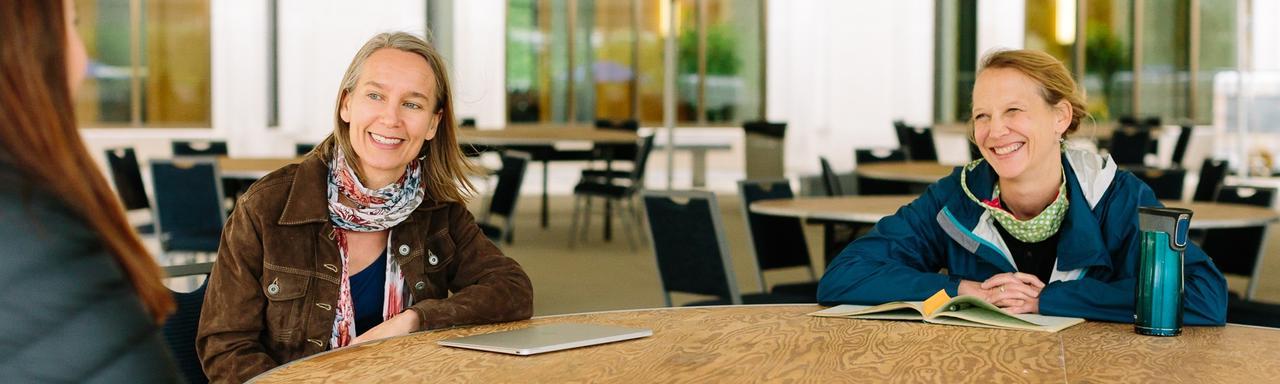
[957,272,1044,314]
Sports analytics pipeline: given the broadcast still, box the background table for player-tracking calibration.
[251,305,1280,383]
[856,161,955,184]
[750,195,1280,229]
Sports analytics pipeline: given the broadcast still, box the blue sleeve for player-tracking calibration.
[818,178,960,305]
[1039,176,1227,325]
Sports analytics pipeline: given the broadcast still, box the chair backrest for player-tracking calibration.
[172,140,228,157]
[641,190,741,306]
[1201,186,1276,276]
[819,157,843,196]
[854,148,905,165]
[295,143,317,156]
[104,147,151,210]
[1193,159,1229,202]
[162,262,214,384]
[737,180,811,273]
[151,159,227,252]
[894,121,937,161]
[488,152,530,218]
[1133,167,1186,200]
[1109,125,1155,166]
[594,119,640,162]
[1170,125,1193,167]
[628,135,658,185]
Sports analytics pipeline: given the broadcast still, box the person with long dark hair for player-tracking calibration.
[0,0,182,381]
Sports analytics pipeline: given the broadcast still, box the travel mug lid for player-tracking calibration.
[1139,207,1193,250]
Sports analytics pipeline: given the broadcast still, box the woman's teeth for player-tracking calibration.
[371,132,403,145]
[992,142,1023,155]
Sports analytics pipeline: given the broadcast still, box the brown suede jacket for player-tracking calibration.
[196,154,533,383]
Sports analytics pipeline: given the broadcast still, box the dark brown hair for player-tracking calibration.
[317,32,477,202]
[0,0,174,323]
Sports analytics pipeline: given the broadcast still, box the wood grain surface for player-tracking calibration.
[459,126,637,145]
[242,305,1280,383]
[856,162,956,184]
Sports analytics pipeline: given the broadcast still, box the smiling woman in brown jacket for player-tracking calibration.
[196,32,533,382]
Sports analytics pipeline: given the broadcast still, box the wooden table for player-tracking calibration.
[216,157,302,179]
[251,305,1280,383]
[855,161,955,184]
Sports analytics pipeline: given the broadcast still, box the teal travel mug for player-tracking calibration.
[1135,207,1193,336]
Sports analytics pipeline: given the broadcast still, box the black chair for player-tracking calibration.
[104,147,155,234]
[295,143,317,156]
[580,119,641,181]
[161,262,214,384]
[1132,167,1187,200]
[818,157,844,197]
[151,159,227,258]
[1227,292,1280,328]
[1170,125,1194,167]
[1109,117,1160,166]
[894,122,937,161]
[569,135,656,249]
[477,152,530,244]
[818,157,858,263]
[1198,186,1276,300]
[737,180,818,299]
[1193,159,1229,202]
[854,148,912,195]
[640,190,810,306]
[172,140,228,156]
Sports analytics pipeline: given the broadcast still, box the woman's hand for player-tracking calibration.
[351,310,421,345]
[979,272,1044,314]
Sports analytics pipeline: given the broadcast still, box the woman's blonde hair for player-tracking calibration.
[976,49,1089,137]
[317,31,477,202]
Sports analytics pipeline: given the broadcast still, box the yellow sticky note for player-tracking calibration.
[921,289,952,316]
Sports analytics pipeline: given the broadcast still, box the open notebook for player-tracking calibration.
[437,323,652,355]
[810,289,1085,333]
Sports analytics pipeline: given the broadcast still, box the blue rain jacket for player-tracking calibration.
[818,149,1227,325]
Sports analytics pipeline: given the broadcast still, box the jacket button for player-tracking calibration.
[428,251,439,266]
[414,281,426,290]
[398,244,410,256]
[267,281,280,295]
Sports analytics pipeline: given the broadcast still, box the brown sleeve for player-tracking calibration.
[408,203,534,330]
[197,196,277,382]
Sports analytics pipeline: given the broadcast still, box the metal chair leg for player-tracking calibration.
[568,195,582,248]
[580,195,594,242]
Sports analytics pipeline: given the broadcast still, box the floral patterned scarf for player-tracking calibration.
[327,148,423,348]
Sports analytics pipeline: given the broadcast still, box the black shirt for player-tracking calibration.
[993,219,1060,284]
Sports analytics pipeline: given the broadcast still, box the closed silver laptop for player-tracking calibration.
[437,323,652,355]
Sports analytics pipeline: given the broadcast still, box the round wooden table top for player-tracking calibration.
[459,126,637,145]
[855,161,956,184]
[250,305,1280,383]
[750,195,1279,229]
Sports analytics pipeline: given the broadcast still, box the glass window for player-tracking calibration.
[74,0,212,127]
[505,0,763,126]
[1136,0,1190,123]
[935,0,977,123]
[1083,0,1132,122]
[1195,0,1235,125]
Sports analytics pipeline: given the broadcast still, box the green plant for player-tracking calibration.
[678,23,741,76]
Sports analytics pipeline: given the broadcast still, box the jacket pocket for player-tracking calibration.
[262,266,311,346]
[414,230,456,299]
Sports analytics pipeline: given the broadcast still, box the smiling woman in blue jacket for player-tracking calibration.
[818,50,1227,325]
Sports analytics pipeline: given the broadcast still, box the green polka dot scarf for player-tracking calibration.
[960,159,1069,243]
